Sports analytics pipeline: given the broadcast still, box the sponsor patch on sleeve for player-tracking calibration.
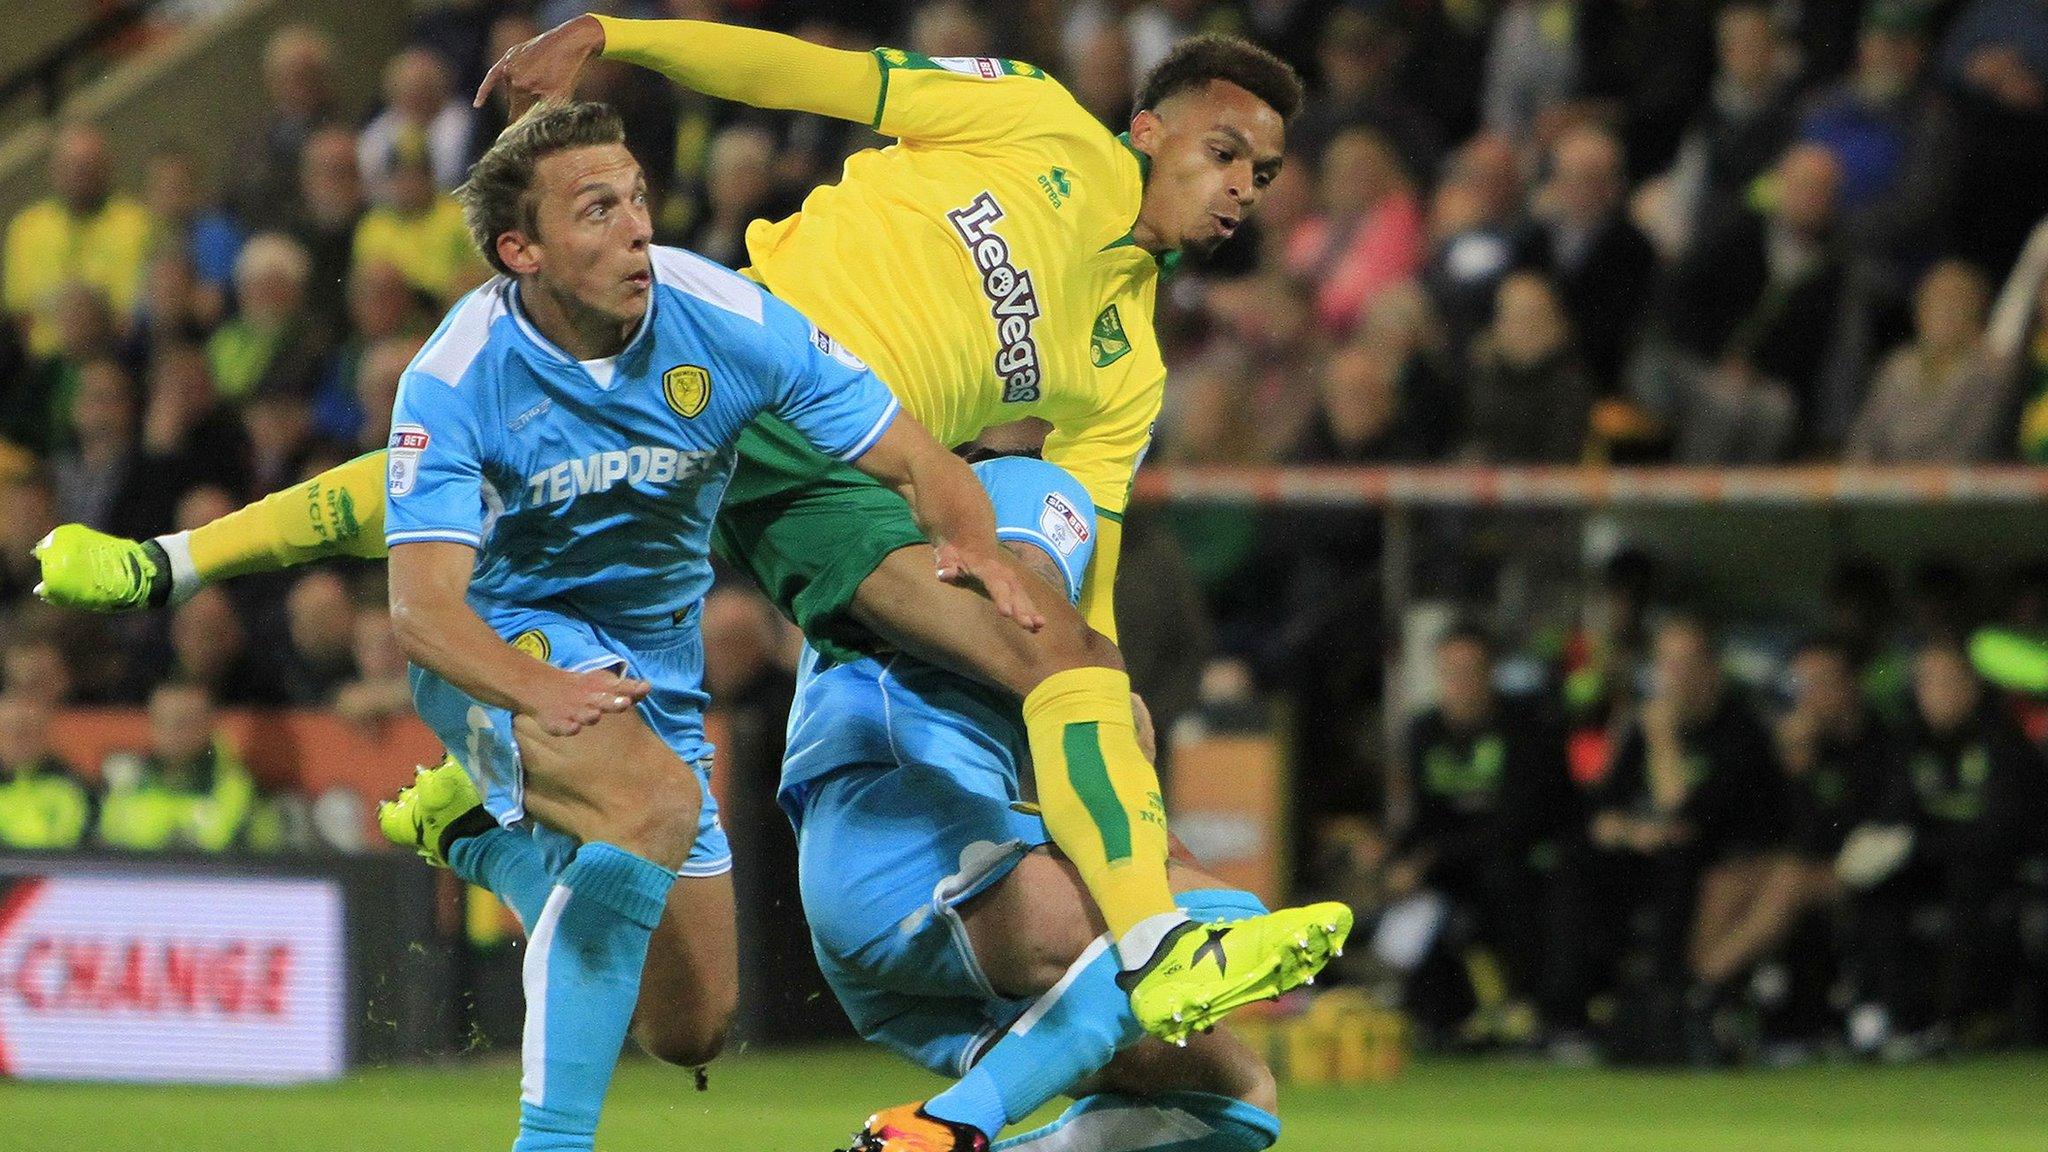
[1040,492,1090,557]
[809,324,868,371]
[388,424,429,496]
[932,56,1006,80]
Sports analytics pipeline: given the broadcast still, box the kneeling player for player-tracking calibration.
[781,457,1334,1151]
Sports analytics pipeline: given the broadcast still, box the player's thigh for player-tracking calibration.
[961,848,1230,997]
[1075,1025,1279,1114]
[514,699,701,867]
[851,544,1117,697]
[632,870,738,1067]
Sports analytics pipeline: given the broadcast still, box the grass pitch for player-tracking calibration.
[4,1046,2045,1150]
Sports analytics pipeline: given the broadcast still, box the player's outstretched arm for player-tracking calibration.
[33,452,391,613]
[388,540,648,737]
[850,419,1045,633]
[477,14,877,124]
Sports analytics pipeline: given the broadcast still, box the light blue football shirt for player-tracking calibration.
[384,245,900,634]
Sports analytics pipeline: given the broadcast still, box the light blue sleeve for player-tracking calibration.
[757,293,901,463]
[383,368,488,548]
[972,456,1096,604]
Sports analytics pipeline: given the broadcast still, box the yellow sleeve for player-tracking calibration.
[595,17,878,123]
[594,18,1054,145]
[1042,407,1155,644]
[867,49,1055,145]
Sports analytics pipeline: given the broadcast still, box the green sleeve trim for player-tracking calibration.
[1097,507,1125,524]
[869,50,892,129]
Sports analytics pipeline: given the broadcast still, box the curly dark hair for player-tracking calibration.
[455,101,628,277]
[1134,34,1304,123]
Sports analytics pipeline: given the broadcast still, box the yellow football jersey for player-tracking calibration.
[745,52,1164,638]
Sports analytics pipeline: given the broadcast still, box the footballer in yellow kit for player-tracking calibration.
[725,44,1169,641]
[34,17,1349,1047]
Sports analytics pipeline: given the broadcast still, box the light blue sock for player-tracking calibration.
[448,826,565,931]
[512,842,674,1152]
[926,889,1271,1140]
[926,935,1141,1139]
[992,1091,1279,1152]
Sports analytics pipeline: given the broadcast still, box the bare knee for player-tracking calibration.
[1087,1028,1278,1116]
[852,549,1123,696]
[1169,1029,1281,1115]
[963,850,1106,996]
[552,735,699,869]
[983,613,1121,698]
[1236,1051,1279,1115]
[633,1003,732,1068]
[604,752,700,867]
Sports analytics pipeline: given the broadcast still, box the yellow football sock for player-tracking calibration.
[1023,665,1177,960]
[184,451,391,581]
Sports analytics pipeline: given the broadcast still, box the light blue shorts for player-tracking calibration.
[410,600,731,878]
[792,757,1052,1077]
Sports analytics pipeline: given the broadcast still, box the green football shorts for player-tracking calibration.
[713,413,928,664]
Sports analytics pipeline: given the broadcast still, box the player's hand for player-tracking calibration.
[476,14,605,116]
[521,668,650,737]
[934,542,1045,632]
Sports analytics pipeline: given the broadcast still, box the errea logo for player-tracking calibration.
[1039,167,1072,209]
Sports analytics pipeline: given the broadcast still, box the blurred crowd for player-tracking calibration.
[1299,549,2048,1066]
[7,0,2048,1060]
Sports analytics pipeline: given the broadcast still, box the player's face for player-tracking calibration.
[1130,81,1285,256]
[521,143,654,326]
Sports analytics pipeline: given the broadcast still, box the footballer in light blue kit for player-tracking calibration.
[383,230,947,1152]
[787,457,1284,1152]
[389,243,899,878]
[369,100,1036,1152]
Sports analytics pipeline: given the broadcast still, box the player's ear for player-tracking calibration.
[1128,108,1164,157]
[497,229,541,277]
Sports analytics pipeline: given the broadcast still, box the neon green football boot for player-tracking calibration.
[1121,902,1354,1046]
[378,756,493,869]
[31,524,171,612]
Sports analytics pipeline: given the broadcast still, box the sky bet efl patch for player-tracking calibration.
[1041,491,1090,557]
[809,323,867,371]
[932,55,1005,79]
[387,425,430,496]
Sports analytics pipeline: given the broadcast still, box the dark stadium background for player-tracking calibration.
[4,0,2048,1146]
